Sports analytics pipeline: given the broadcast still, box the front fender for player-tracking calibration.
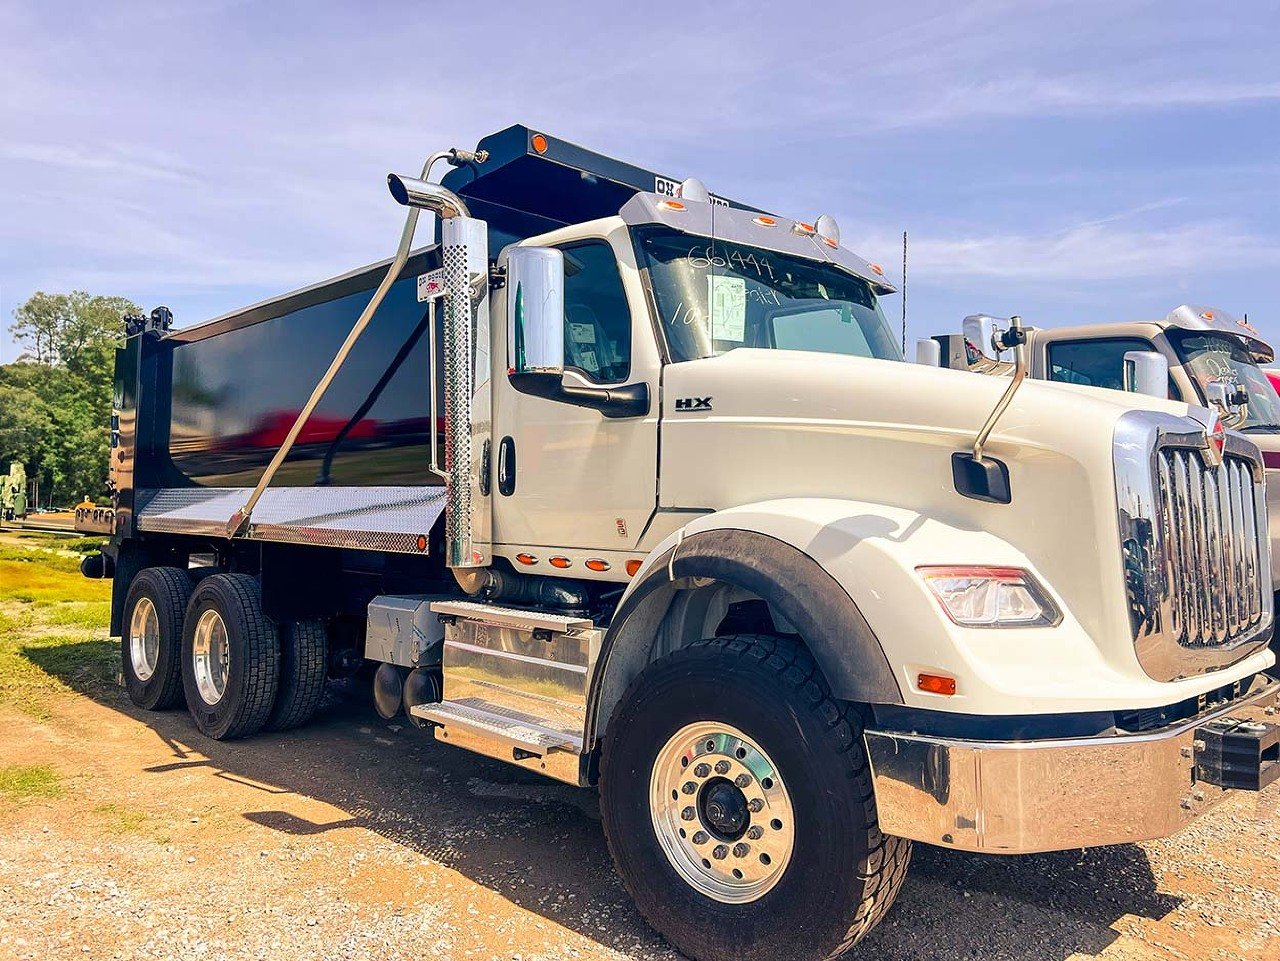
[599,498,1184,727]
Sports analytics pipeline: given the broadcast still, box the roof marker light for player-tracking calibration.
[658,200,687,212]
[753,216,777,227]
[868,263,885,276]
[792,221,816,236]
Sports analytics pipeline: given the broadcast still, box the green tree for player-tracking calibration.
[2,291,139,506]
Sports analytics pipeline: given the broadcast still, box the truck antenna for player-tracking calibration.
[901,230,908,355]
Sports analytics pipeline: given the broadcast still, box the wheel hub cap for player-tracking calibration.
[649,721,795,904]
[128,597,160,682]
[191,609,230,706]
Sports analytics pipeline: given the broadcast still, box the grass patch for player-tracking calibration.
[0,547,116,718]
[0,764,64,802]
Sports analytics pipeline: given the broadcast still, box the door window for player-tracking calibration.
[558,242,631,384]
[1047,338,1160,392]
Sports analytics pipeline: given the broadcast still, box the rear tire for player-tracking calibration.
[181,574,279,740]
[121,567,192,710]
[265,620,328,731]
[600,634,911,961]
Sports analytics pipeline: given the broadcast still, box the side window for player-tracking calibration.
[1047,338,1157,392]
[558,241,631,384]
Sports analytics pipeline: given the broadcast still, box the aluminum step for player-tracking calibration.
[429,599,592,633]
[410,696,583,757]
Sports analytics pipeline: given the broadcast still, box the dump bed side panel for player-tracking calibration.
[163,261,442,489]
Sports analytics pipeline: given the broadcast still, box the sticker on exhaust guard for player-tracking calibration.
[418,269,446,302]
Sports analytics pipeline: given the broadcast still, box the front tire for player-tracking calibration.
[121,567,192,710]
[600,634,910,961]
[181,574,279,740]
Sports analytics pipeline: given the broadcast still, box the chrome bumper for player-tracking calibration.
[865,674,1279,854]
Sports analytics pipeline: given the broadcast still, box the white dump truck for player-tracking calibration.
[80,127,1280,961]
[930,307,1280,672]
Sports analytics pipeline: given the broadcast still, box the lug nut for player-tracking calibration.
[735,773,752,788]
[747,825,764,840]
[733,843,750,858]
[714,760,731,775]
[681,807,696,821]
[682,781,697,795]
[712,844,728,860]
[748,798,764,813]
[694,763,711,778]
[692,831,709,845]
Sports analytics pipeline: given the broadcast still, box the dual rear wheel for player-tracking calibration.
[121,568,327,739]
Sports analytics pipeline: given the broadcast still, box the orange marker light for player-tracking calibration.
[585,559,611,572]
[549,556,572,569]
[625,559,643,577]
[869,263,885,276]
[658,200,686,212]
[823,237,838,248]
[917,673,957,697]
[753,216,777,227]
[531,133,549,154]
[516,553,538,566]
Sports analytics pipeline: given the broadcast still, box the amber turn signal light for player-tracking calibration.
[917,673,956,696]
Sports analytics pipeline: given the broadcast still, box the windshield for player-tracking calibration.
[632,226,901,363]
[1168,330,1280,430]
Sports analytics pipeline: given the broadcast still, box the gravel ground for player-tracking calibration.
[1,677,1278,961]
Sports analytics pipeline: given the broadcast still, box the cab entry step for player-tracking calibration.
[1195,718,1280,791]
[410,697,583,757]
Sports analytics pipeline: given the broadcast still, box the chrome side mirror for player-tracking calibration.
[1122,351,1169,399]
[961,314,1006,365]
[1205,380,1248,425]
[915,338,941,367]
[507,247,564,375]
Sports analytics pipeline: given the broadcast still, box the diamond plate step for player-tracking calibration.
[429,600,592,633]
[410,697,583,757]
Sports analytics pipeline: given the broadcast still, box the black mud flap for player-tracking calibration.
[1194,718,1280,791]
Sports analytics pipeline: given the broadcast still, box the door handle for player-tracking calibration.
[497,436,516,496]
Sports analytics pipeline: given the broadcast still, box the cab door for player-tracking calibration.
[489,228,660,555]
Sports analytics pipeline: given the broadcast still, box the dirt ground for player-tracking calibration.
[1,537,1279,961]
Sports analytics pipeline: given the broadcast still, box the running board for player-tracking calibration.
[410,697,583,756]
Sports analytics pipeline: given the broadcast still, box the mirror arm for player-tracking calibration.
[509,372,650,419]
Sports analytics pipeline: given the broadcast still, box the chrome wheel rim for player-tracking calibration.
[128,597,161,682]
[649,721,795,903]
[191,609,230,706]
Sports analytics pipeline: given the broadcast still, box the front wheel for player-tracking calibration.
[600,634,910,961]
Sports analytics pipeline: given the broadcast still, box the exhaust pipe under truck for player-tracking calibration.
[81,126,1279,961]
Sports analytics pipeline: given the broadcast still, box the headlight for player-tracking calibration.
[916,566,1061,628]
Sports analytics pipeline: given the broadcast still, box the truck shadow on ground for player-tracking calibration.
[29,648,1182,961]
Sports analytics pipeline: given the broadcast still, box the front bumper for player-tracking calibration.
[865,674,1279,854]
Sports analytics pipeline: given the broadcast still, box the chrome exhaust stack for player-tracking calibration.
[389,175,491,569]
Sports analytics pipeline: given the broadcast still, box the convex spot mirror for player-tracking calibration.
[507,246,564,376]
[1122,351,1170,399]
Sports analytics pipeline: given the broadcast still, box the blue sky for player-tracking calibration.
[2,0,1279,362]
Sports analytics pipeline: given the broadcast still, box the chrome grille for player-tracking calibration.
[1154,449,1266,648]
[1114,409,1273,682]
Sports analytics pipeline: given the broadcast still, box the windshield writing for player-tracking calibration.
[633,227,901,363]
[1170,331,1280,428]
